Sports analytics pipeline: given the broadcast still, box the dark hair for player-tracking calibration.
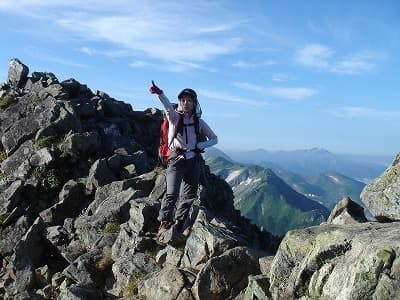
[178,88,197,101]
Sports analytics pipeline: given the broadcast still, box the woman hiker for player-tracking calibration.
[150,80,218,239]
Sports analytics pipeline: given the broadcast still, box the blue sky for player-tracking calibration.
[1,0,399,157]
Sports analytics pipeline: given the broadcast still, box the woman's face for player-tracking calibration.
[180,96,195,114]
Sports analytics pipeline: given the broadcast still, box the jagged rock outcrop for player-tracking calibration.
[361,153,400,221]
[2,58,399,300]
[325,196,368,225]
[0,59,274,299]
[269,222,400,299]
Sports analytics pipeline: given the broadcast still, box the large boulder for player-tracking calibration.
[109,252,160,297]
[7,58,29,88]
[192,246,261,300]
[138,267,193,300]
[180,209,247,270]
[361,153,400,221]
[269,222,400,299]
[325,196,368,225]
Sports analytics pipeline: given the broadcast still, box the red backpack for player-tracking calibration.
[159,117,171,166]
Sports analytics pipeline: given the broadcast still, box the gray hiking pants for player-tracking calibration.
[158,155,200,226]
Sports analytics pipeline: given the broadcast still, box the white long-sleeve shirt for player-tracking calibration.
[158,93,218,159]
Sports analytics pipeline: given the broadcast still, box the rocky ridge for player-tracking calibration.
[0,58,399,299]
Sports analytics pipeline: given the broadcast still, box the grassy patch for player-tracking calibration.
[122,273,146,297]
[0,94,14,110]
[0,213,10,226]
[35,135,64,150]
[102,222,121,234]
[96,247,114,271]
[0,151,7,163]
[33,166,63,190]
[35,136,56,149]
[154,166,165,175]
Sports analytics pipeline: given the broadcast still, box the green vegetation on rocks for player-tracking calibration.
[0,151,7,163]
[33,166,63,190]
[122,273,145,297]
[0,213,10,226]
[102,222,121,234]
[0,94,14,109]
[96,247,114,271]
[35,135,64,149]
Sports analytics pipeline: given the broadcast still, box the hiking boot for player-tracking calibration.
[158,221,173,236]
[157,223,186,247]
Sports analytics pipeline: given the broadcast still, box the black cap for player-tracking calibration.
[178,88,197,100]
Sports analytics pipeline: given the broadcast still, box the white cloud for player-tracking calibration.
[272,73,292,82]
[129,60,150,68]
[233,82,317,100]
[232,59,276,69]
[333,52,376,74]
[80,47,93,56]
[334,106,400,119]
[296,44,333,69]
[25,47,90,68]
[198,88,268,106]
[296,43,377,74]
[1,1,244,70]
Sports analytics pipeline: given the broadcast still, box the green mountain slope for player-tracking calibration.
[206,157,330,236]
[273,168,366,210]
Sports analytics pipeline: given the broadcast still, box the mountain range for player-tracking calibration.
[205,148,368,235]
[217,147,388,183]
[206,156,330,236]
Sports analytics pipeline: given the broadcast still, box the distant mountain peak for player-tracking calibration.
[307,147,330,153]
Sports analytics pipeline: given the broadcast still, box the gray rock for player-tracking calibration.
[39,180,88,226]
[130,150,148,175]
[8,218,47,294]
[29,147,56,167]
[85,158,118,195]
[8,58,29,88]
[0,216,29,257]
[51,101,82,134]
[361,153,400,221]
[244,274,271,300]
[156,245,183,267]
[35,265,52,287]
[62,239,87,263]
[269,222,400,299]
[128,197,160,234]
[192,246,261,300]
[13,217,46,268]
[110,252,160,297]
[111,223,156,260]
[180,209,246,269]
[62,248,104,286]
[2,113,41,155]
[138,267,192,300]
[1,140,34,175]
[40,83,68,100]
[61,131,101,157]
[75,188,138,248]
[107,151,137,172]
[0,179,23,213]
[121,163,137,179]
[259,256,274,275]
[326,196,368,225]
[59,284,102,300]
[45,226,71,247]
